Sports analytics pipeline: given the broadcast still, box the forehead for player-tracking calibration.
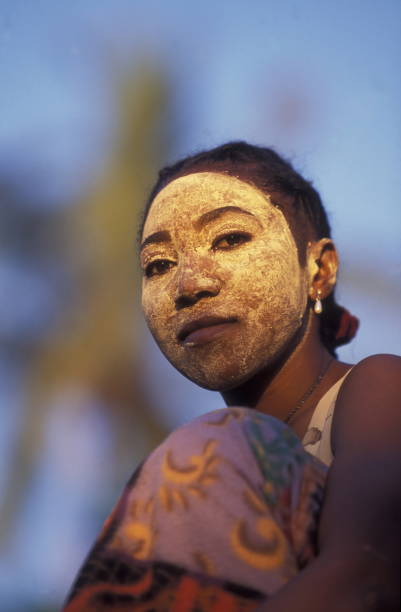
[143,172,276,235]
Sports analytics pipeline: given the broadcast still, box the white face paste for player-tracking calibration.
[141,172,310,391]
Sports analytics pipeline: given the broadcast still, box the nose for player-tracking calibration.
[173,258,221,310]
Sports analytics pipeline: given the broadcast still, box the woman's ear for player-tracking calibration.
[307,238,339,300]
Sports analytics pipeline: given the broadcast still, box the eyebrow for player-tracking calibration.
[140,206,261,252]
[140,230,171,252]
[195,205,261,229]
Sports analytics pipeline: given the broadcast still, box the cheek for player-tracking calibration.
[240,240,302,292]
[242,248,307,326]
[141,283,170,339]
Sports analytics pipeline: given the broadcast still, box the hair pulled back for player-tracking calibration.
[140,141,359,356]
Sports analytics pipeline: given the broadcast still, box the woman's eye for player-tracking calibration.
[144,259,175,278]
[212,232,251,251]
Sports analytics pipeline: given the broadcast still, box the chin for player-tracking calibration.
[157,329,300,394]
[176,361,260,393]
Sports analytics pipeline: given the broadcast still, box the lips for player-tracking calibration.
[178,316,238,344]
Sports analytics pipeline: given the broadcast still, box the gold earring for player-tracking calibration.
[314,289,322,314]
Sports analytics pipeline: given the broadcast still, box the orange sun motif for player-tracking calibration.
[159,439,221,511]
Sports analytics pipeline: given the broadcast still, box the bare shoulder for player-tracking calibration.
[346,352,401,379]
[319,354,400,608]
[332,352,401,457]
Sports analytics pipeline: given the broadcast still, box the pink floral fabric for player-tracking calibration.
[63,407,327,611]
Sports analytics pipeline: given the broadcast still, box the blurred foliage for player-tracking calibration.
[0,64,170,545]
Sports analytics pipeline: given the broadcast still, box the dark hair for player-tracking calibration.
[140,141,358,356]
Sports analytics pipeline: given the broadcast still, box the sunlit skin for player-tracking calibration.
[141,172,349,435]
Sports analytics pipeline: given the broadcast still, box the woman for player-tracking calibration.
[63,142,400,611]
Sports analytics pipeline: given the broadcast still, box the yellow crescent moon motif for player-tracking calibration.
[230,517,287,570]
[162,439,218,484]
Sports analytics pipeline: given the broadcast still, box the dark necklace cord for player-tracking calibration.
[284,358,334,425]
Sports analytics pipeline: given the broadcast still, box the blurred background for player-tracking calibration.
[0,1,400,610]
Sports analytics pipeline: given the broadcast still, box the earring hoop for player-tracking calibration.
[314,289,323,314]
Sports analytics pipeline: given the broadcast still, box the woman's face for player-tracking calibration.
[141,172,310,390]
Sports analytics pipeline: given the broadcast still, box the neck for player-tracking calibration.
[221,311,338,426]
